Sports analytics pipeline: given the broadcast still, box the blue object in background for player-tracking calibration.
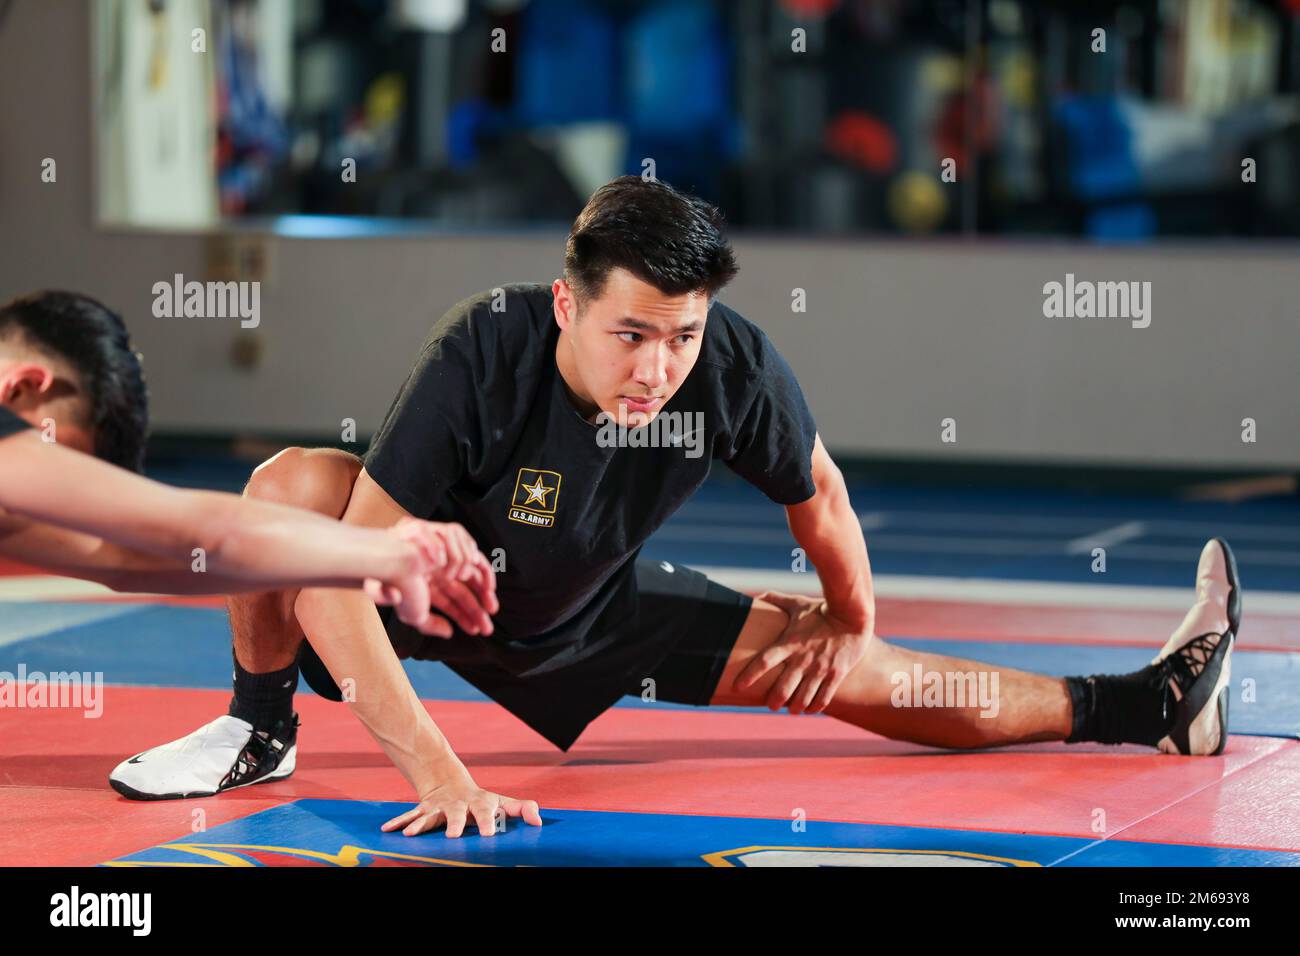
[1055,96,1140,201]
[1085,202,1157,241]
[622,1,739,199]
[514,0,619,126]
[1055,96,1158,240]
[447,98,512,169]
[624,1,731,138]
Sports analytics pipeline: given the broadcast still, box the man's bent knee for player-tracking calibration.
[244,446,363,518]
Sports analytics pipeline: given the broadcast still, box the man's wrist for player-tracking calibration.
[825,600,874,633]
[415,750,472,798]
[378,534,423,584]
[407,710,471,789]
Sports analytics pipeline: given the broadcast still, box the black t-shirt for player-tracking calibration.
[365,283,818,642]
[0,405,31,440]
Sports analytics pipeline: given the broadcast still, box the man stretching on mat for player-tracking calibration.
[113,177,1240,840]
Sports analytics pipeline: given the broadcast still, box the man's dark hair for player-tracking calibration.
[564,176,739,311]
[0,291,149,473]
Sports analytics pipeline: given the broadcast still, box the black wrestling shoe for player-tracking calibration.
[1150,538,1240,756]
[108,713,299,801]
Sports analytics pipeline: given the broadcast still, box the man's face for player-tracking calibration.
[553,268,708,428]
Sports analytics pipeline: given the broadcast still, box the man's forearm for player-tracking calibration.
[198,492,419,590]
[786,478,876,632]
[294,587,467,798]
[0,490,420,595]
[0,517,257,593]
[2,433,420,593]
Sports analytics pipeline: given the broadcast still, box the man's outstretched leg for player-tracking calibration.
[710,539,1239,756]
[711,605,1075,748]
[109,448,362,800]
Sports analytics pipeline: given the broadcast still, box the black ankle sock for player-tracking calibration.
[1065,663,1174,746]
[228,653,298,729]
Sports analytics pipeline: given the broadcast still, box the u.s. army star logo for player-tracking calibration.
[508,468,561,528]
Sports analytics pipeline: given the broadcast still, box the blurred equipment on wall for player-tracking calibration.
[95,0,1300,239]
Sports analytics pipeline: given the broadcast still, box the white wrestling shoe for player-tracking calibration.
[1150,538,1241,756]
[109,713,299,801]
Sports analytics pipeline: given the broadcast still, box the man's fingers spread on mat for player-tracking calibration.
[469,801,498,837]
[443,805,469,838]
[499,797,543,827]
[404,810,447,837]
[382,806,425,831]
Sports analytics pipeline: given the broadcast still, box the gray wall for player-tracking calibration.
[2,0,1297,469]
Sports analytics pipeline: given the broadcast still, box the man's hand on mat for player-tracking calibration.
[364,518,499,638]
[380,772,543,838]
[733,591,872,715]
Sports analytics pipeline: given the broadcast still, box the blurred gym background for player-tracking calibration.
[0,0,1297,486]
[91,0,1300,237]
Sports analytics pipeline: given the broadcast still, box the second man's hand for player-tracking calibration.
[365,518,499,638]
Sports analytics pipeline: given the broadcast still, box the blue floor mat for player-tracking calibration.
[106,798,1300,867]
[4,603,1295,738]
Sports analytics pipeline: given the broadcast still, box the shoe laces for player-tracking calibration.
[1163,632,1225,703]
[221,715,298,789]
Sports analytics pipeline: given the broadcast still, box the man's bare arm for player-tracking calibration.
[0,514,283,594]
[295,469,537,837]
[783,433,876,632]
[295,469,476,796]
[0,430,421,594]
[728,434,878,714]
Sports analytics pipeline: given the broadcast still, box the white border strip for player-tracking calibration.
[699,568,1300,616]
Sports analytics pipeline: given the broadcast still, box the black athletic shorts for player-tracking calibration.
[296,559,753,751]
